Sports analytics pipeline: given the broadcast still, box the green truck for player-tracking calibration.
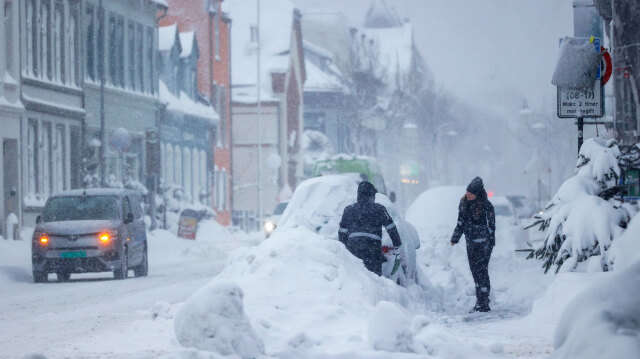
[313,156,395,201]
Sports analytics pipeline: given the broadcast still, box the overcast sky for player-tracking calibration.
[294,0,575,117]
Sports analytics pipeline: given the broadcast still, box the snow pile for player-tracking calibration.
[367,301,413,352]
[174,281,265,358]
[551,264,640,358]
[205,227,410,355]
[529,138,633,273]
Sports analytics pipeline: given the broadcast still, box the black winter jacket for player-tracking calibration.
[339,198,402,247]
[451,197,496,246]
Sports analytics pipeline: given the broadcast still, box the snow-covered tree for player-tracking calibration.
[528,138,634,273]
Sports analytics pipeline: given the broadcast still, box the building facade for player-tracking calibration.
[83,0,163,192]
[0,0,23,238]
[20,0,85,226]
[157,23,218,206]
[225,0,305,229]
[160,0,232,225]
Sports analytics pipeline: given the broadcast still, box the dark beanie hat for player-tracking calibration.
[466,176,484,196]
[357,181,377,201]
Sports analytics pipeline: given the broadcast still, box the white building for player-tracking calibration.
[224,0,305,227]
[0,0,23,239]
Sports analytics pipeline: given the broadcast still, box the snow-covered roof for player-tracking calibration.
[304,58,346,93]
[179,32,196,58]
[224,0,296,103]
[160,81,219,123]
[158,24,178,52]
[363,22,414,88]
[301,13,354,76]
[364,0,404,29]
[150,0,168,8]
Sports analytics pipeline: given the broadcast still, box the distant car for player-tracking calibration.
[264,201,288,237]
[32,188,148,283]
[505,195,536,219]
[490,195,518,225]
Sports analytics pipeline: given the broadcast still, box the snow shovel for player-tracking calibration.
[382,246,402,276]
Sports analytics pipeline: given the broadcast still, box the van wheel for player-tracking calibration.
[133,244,148,277]
[56,271,71,282]
[33,270,47,283]
[114,247,128,280]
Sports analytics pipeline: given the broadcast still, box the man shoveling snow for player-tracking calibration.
[338,181,403,276]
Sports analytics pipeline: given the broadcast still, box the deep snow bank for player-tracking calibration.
[550,213,640,359]
[173,226,504,358]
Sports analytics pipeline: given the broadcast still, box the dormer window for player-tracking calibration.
[250,25,258,43]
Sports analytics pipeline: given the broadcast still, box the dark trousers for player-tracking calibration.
[466,240,493,307]
[346,238,383,275]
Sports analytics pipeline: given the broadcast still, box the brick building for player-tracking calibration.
[159,0,232,225]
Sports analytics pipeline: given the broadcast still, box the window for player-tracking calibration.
[41,122,52,197]
[199,149,207,202]
[53,125,65,193]
[27,0,37,76]
[41,0,51,80]
[42,196,120,222]
[166,143,174,185]
[220,86,227,146]
[222,169,228,210]
[136,24,144,92]
[85,4,95,80]
[122,196,133,221]
[109,15,117,85]
[184,148,192,201]
[214,15,220,60]
[5,0,13,75]
[117,17,125,87]
[128,22,135,90]
[147,27,154,94]
[69,2,79,85]
[174,146,182,187]
[54,1,64,83]
[129,195,143,219]
[27,121,38,196]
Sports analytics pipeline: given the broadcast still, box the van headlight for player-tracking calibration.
[264,221,276,233]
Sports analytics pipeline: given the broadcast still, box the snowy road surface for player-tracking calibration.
[0,226,261,359]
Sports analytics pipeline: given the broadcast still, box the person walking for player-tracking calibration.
[339,181,402,275]
[451,177,496,312]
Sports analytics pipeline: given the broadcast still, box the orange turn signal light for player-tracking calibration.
[99,233,110,243]
[39,236,49,244]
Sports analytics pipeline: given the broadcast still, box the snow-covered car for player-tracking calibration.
[491,195,519,225]
[264,201,288,237]
[491,195,530,249]
[276,175,420,285]
[31,188,148,282]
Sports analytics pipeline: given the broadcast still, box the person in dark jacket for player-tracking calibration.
[339,181,402,275]
[451,177,496,312]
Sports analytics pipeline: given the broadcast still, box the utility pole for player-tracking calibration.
[99,0,106,187]
[256,0,263,231]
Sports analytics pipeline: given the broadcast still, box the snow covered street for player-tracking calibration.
[0,185,636,358]
[0,223,261,359]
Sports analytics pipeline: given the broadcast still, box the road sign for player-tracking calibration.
[557,81,604,118]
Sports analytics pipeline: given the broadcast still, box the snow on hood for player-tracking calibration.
[37,220,121,235]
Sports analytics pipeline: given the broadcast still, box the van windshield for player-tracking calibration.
[42,196,120,222]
